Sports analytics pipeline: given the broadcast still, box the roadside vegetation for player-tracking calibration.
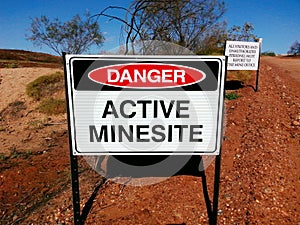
[287,40,300,56]
[225,92,239,100]
[0,49,61,68]
[26,72,63,100]
[37,98,66,115]
[227,70,252,84]
[262,51,276,56]
[26,72,66,115]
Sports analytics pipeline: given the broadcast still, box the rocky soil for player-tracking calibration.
[0,56,299,224]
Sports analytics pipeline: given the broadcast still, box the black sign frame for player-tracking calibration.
[63,53,225,225]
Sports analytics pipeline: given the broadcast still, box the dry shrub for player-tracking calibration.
[26,72,64,100]
[227,70,253,84]
[26,72,66,115]
[37,98,66,115]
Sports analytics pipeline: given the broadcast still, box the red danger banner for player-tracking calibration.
[88,63,206,88]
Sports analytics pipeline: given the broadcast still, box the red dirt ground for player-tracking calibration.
[0,54,299,224]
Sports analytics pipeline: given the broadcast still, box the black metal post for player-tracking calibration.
[255,38,263,92]
[63,52,82,225]
[210,154,222,225]
[255,69,259,92]
[70,155,82,225]
[209,56,226,225]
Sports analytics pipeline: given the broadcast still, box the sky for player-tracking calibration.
[0,0,299,55]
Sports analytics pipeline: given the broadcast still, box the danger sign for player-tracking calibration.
[64,55,225,155]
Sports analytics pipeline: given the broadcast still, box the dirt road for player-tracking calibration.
[263,56,300,83]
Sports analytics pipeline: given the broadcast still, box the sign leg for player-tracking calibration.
[63,52,82,224]
[210,154,222,225]
[70,155,81,225]
[255,69,260,92]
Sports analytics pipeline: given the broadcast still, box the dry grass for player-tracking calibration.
[25,71,66,115]
[26,72,64,100]
[227,70,253,84]
[38,98,66,115]
[0,49,61,68]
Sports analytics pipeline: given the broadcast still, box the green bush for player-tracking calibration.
[7,63,18,68]
[26,72,64,100]
[261,51,276,56]
[38,98,66,115]
[225,92,239,100]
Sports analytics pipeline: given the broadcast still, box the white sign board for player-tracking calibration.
[65,55,225,155]
[225,41,260,70]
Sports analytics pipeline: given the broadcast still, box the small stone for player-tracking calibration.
[292,121,300,126]
[264,187,272,194]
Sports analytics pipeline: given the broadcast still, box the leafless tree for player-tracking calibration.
[227,22,258,42]
[94,0,226,54]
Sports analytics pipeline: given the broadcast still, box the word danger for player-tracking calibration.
[89,100,203,143]
[107,69,185,83]
[88,63,205,88]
